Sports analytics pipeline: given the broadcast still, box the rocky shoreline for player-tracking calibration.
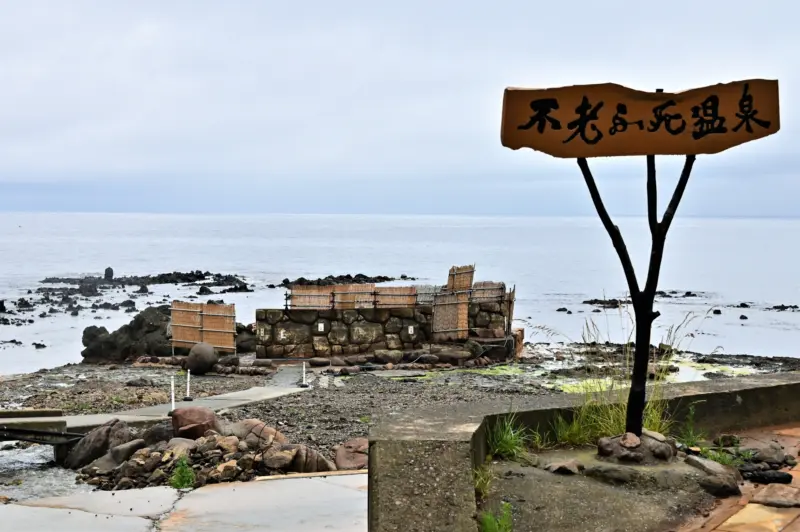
[0,269,412,330]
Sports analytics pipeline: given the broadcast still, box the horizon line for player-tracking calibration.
[0,211,797,221]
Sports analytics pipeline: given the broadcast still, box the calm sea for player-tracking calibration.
[0,213,799,374]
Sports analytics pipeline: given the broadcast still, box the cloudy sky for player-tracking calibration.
[0,1,795,216]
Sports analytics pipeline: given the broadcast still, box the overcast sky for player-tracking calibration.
[0,1,796,216]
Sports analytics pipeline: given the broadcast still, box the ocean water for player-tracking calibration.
[0,213,799,375]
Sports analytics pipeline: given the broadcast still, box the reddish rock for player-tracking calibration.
[171,406,222,440]
[334,437,369,470]
[620,432,641,449]
[224,419,286,450]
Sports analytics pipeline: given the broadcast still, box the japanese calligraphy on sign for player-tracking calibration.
[501,79,780,158]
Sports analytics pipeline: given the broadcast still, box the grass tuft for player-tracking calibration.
[700,447,744,467]
[487,412,529,460]
[676,402,706,447]
[169,456,196,489]
[479,501,513,532]
[474,464,494,500]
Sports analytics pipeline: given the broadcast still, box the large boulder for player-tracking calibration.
[104,267,114,281]
[141,422,173,446]
[80,306,173,363]
[334,437,368,470]
[185,343,219,375]
[223,419,286,450]
[262,443,336,473]
[171,406,222,439]
[64,419,133,470]
[236,323,257,353]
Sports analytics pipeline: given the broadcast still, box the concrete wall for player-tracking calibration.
[368,373,800,532]
[254,303,509,359]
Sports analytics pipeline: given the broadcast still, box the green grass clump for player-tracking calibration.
[551,378,673,447]
[676,403,706,447]
[169,457,196,489]
[479,501,513,532]
[473,464,494,500]
[700,447,744,467]
[487,413,529,460]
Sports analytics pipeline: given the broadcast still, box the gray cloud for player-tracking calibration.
[0,0,796,215]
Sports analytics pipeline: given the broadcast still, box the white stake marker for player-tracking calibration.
[302,362,307,386]
[186,369,191,398]
[170,376,175,411]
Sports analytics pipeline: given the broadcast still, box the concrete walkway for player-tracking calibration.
[2,472,367,531]
[3,383,308,432]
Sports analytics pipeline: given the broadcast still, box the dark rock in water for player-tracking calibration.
[104,267,114,281]
[712,309,722,315]
[120,300,136,308]
[703,372,732,380]
[742,470,793,484]
[0,300,5,313]
[556,307,568,312]
[772,304,799,312]
[280,273,408,288]
[235,323,257,353]
[64,418,133,469]
[197,286,214,296]
[38,312,47,318]
[737,302,750,308]
[185,342,219,375]
[80,306,174,363]
[740,314,749,320]
[79,282,99,297]
[16,298,33,310]
[221,283,254,293]
[582,298,631,309]
[32,342,46,349]
[135,285,150,294]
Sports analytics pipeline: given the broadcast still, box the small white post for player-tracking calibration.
[302,362,307,386]
[170,376,175,411]
[186,369,191,397]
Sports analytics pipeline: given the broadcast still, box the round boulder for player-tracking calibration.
[186,342,219,375]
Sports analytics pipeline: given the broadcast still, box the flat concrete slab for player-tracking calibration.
[4,386,308,432]
[160,473,368,531]
[18,486,179,518]
[0,504,152,532]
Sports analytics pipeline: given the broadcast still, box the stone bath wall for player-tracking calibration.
[254,303,509,359]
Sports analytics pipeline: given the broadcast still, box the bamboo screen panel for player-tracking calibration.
[171,301,203,349]
[471,281,506,302]
[202,303,236,352]
[289,286,332,309]
[333,284,375,309]
[171,301,236,352]
[446,265,475,292]
[414,285,442,305]
[431,292,470,340]
[375,286,417,308]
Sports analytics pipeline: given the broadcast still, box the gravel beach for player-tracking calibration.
[220,370,557,457]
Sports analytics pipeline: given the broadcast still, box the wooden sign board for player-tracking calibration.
[501,79,780,158]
